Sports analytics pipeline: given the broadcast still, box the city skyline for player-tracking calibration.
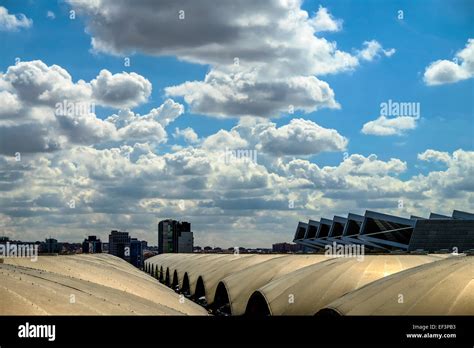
[0,0,473,248]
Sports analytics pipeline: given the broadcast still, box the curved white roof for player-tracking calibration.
[245,255,444,315]
[217,255,328,315]
[194,254,281,304]
[2,254,208,315]
[320,256,474,315]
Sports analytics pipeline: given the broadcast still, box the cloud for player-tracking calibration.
[0,136,472,246]
[257,118,347,156]
[358,40,396,61]
[361,115,418,136]
[0,60,182,153]
[105,99,183,128]
[310,6,342,33]
[67,0,359,75]
[0,6,32,31]
[336,154,407,176]
[202,129,248,151]
[4,60,91,107]
[414,149,474,197]
[174,127,199,144]
[165,68,339,118]
[0,123,64,155]
[46,11,55,20]
[424,38,474,85]
[417,149,451,164]
[91,69,152,108]
[67,0,393,119]
[0,91,21,118]
[104,99,184,144]
[4,61,152,110]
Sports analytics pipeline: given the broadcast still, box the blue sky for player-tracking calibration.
[0,0,472,247]
[2,0,472,170]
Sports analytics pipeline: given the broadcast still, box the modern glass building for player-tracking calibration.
[158,219,193,253]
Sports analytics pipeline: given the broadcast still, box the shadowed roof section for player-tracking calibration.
[294,221,308,240]
[2,254,208,315]
[245,255,444,315]
[304,219,319,239]
[192,254,282,304]
[319,256,474,315]
[146,254,238,291]
[452,210,474,220]
[328,216,347,238]
[216,255,328,315]
[164,254,213,288]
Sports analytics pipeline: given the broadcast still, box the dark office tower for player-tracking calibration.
[130,238,143,268]
[82,235,102,253]
[108,230,131,262]
[158,219,193,254]
[41,238,62,254]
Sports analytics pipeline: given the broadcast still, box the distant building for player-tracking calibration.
[40,238,62,254]
[108,230,131,262]
[61,243,82,254]
[82,236,102,254]
[178,231,194,253]
[130,238,143,268]
[158,219,194,253]
[272,242,302,253]
[108,231,145,268]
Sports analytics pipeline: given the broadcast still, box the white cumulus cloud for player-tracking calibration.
[0,6,32,31]
[91,69,152,108]
[361,115,418,136]
[174,127,199,144]
[424,39,474,86]
[358,40,396,61]
[310,6,343,33]
[257,118,347,156]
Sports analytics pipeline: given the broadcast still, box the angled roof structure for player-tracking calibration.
[294,209,474,253]
[303,219,319,239]
[316,218,333,239]
[452,210,474,220]
[341,213,365,239]
[429,212,451,219]
[357,210,416,250]
[340,213,383,249]
[293,221,308,240]
[328,216,347,238]
[302,218,333,248]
